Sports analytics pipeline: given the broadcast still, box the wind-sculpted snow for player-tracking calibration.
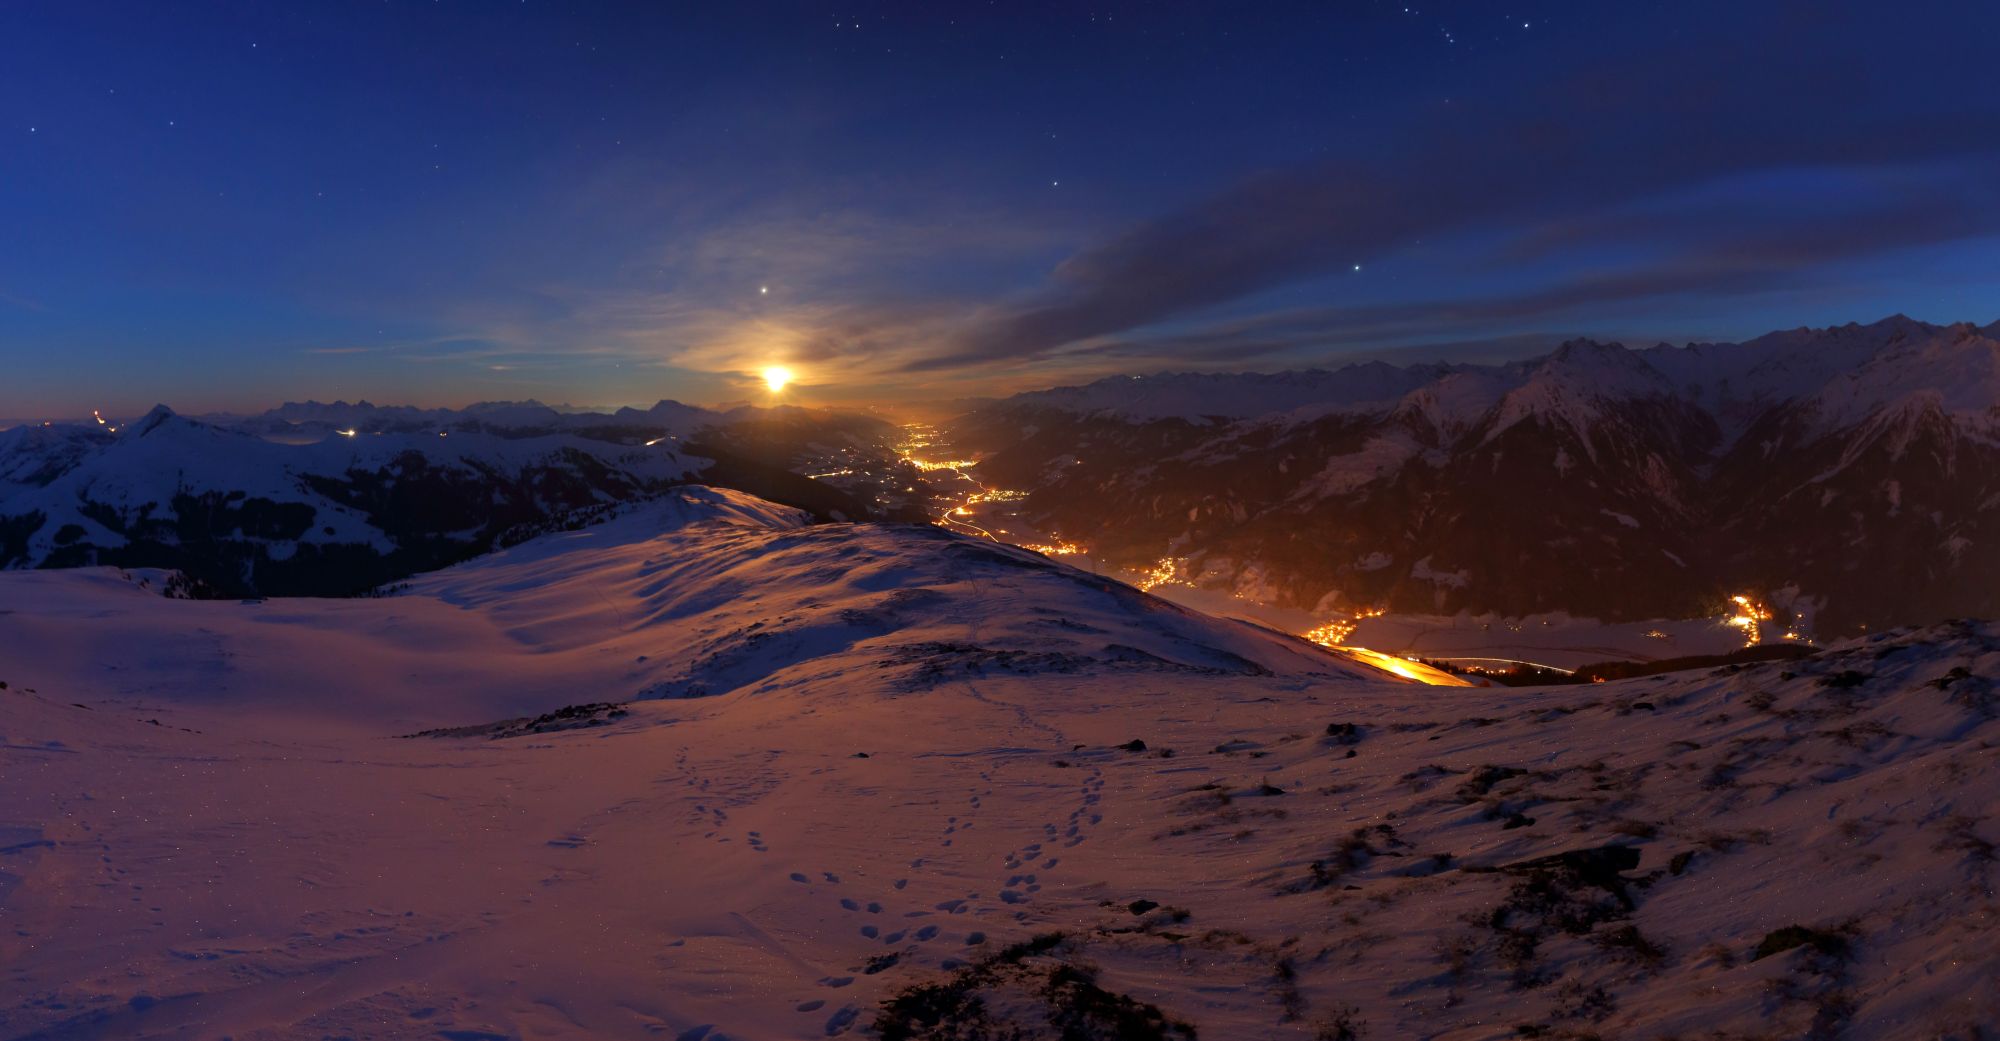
[408,491,1368,699]
[1,495,1996,1039]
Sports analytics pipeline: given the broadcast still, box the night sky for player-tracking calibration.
[5,1,1999,419]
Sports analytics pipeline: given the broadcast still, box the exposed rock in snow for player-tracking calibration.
[1,503,1994,1039]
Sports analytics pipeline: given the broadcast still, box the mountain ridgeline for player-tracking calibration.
[0,401,916,597]
[5,316,1996,632]
[946,316,2000,635]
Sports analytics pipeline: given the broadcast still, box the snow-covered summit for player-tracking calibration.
[1,510,1994,1038]
[411,488,1383,699]
[951,316,2000,635]
[987,315,2000,433]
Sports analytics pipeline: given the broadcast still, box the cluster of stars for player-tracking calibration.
[1401,7,1537,47]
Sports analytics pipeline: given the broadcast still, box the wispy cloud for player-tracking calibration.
[308,10,2000,400]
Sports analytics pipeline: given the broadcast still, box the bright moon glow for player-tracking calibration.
[762,366,794,392]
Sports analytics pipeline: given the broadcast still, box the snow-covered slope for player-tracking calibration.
[410,501,1363,701]
[1,495,1994,1039]
[952,315,2000,633]
[0,405,922,596]
[0,487,1381,732]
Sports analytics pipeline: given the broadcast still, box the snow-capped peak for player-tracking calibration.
[129,404,181,437]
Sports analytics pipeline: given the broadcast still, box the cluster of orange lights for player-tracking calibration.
[908,457,980,472]
[1134,556,1193,592]
[1304,620,1357,645]
[1725,593,1811,646]
[1304,604,1384,644]
[1724,594,1774,647]
[1301,607,1385,647]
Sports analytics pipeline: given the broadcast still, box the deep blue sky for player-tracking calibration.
[5,1,2000,418]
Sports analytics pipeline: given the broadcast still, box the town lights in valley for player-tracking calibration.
[1303,607,1386,647]
[1726,594,1773,647]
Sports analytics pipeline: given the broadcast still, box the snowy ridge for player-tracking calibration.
[0,406,700,570]
[410,492,1375,699]
[0,505,1994,1038]
[1485,338,1678,453]
[987,315,2000,436]
[0,422,111,499]
[952,315,2000,634]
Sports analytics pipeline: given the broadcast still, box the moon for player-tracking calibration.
[762,366,794,393]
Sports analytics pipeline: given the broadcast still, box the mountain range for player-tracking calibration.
[0,402,907,596]
[948,315,2000,635]
[3,486,1994,1038]
[5,315,1998,635]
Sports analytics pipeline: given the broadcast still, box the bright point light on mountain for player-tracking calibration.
[762,366,794,392]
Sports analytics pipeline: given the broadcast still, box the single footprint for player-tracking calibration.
[860,925,878,939]
[914,925,939,941]
[795,999,825,1012]
[790,873,810,884]
[840,898,859,911]
[825,1005,859,1035]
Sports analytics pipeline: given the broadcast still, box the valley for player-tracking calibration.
[3,489,1995,1039]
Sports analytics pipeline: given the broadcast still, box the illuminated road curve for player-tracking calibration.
[1330,646,1481,687]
